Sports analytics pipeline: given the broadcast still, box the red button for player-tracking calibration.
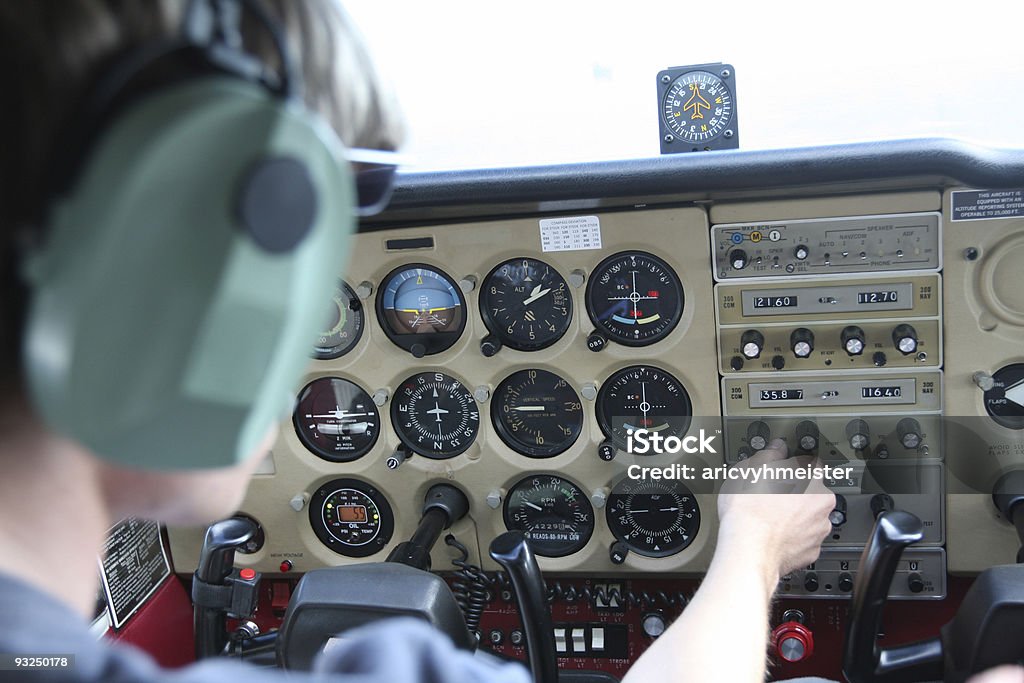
[279,560,293,573]
[239,568,256,581]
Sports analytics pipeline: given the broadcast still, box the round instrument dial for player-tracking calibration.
[606,478,700,558]
[480,257,572,351]
[983,363,1024,430]
[309,479,394,557]
[293,377,380,462]
[313,281,363,359]
[492,369,583,458]
[597,365,693,450]
[376,264,466,356]
[662,70,734,144]
[503,475,594,557]
[391,371,480,458]
[586,251,683,346]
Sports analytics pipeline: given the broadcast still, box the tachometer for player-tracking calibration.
[313,281,363,359]
[391,372,480,458]
[376,264,466,357]
[492,369,583,458]
[479,257,572,353]
[294,377,380,462]
[503,475,594,557]
[606,478,700,558]
[309,479,394,557]
[596,365,692,450]
[585,251,683,347]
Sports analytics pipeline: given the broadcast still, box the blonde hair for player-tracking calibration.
[0,0,404,388]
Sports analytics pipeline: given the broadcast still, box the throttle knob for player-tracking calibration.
[892,324,919,355]
[841,326,866,356]
[740,329,765,359]
[772,621,814,663]
[790,327,815,359]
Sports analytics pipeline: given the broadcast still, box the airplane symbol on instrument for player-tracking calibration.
[683,83,710,120]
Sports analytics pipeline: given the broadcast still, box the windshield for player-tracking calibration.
[348,1,1024,171]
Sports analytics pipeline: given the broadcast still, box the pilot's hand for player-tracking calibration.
[716,438,835,579]
[967,666,1024,683]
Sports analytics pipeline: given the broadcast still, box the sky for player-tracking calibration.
[347,0,1024,171]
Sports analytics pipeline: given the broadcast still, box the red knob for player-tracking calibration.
[772,621,814,663]
[279,560,293,573]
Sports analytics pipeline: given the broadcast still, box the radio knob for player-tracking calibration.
[740,330,765,359]
[829,494,847,526]
[729,249,749,270]
[793,244,810,261]
[892,324,919,355]
[846,419,870,451]
[897,417,923,449]
[841,326,866,356]
[790,328,815,358]
[747,421,771,451]
[907,573,925,594]
[838,572,854,592]
[796,420,819,452]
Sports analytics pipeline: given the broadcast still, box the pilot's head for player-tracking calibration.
[0,0,403,525]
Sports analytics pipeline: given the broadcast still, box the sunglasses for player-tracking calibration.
[344,147,410,218]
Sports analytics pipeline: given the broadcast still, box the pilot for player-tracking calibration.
[0,2,1018,683]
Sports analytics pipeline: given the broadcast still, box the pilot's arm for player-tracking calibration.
[623,440,835,683]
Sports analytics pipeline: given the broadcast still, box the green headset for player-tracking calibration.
[21,0,354,470]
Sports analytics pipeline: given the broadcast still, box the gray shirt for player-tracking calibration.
[0,572,530,683]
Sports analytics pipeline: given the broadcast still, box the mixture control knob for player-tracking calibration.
[790,328,815,358]
[841,326,866,356]
[846,419,870,451]
[870,493,895,519]
[729,249,749,270]
[747,421,771,451]
[793,244,810,261]
[796,420,819,452]
[740,329,765,359]
[892,324,919,355]
[829,494,848,526]
[907,572,925,594]
[772,621,814,663]
[642,612,667,639]
[838,572,854,592]
[897,417,923,449]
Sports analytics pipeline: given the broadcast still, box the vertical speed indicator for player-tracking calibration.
[586,251,683,346]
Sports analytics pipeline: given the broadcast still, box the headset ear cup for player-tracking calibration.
[24,78,354,470]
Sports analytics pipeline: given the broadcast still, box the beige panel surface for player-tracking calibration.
[169,207,722,576]
[709,191,941,224]
[942,189,1024,572]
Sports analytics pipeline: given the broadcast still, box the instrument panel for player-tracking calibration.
[167,184,1024,592]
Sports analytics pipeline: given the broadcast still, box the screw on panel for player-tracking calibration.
[964,247,980,261]
[664,134,674,143]
[661,74,671,84]
[720,69,731,78]
[723,130,734,139]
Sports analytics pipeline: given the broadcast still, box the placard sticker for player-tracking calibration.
[951,189,1024,222]
[539,215,602,252]
[98,518,170,629]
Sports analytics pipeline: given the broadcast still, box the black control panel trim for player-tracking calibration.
[361,138,1024,230]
